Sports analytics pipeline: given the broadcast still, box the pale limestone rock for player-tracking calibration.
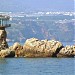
[12,42,23,50]
[23,38,63,57]
[57,45,75,57]
[0,49,15,58]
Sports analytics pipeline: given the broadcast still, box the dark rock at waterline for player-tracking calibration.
[0,49,15,58]
[9,42,24,57]
[5,51,15,58]
[57,45,75,57]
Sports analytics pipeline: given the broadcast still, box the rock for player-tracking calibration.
[57,45,75,57]
[0,49,15,58]
[0,30,8,50]
[11,42,23,57]
[23,38,63,57]
[2,38,74,58]
[12,42,23,50]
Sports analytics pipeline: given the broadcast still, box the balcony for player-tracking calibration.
[0,15,11,28]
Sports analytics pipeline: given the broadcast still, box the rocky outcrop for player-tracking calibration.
[57,45,75,57]
[9,42,23,57]
[0,29,15,58]
[23,38,63,57]
[0,38,75,58]
[12,42,23,50]
[0,49,15,58]
[0,30,8,50]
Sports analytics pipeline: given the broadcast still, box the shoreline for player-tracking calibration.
[0,38,75,58]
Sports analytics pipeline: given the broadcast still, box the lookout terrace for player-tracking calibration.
[0,15,11,49]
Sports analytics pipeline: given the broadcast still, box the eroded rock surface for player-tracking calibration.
[0,30,8,50]
[0,49,15,58]
[9,42,23,57]
[57,45,75,57]
[23,38,63,57]
[0,38,75,58]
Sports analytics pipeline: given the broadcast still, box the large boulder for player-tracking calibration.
[10,42,23,57]
[0,49,15,58]
[57,45,75,57]
[12,42,23,50]
[23,38,63,57]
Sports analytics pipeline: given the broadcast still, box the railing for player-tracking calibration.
[4,24,11,27]
[0,24,11,27]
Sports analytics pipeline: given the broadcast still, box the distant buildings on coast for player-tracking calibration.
[0,11,75,18]
[0,11,74,42]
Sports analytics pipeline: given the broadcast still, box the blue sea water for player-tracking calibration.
[0,58,75,75]
[0,42,74,75]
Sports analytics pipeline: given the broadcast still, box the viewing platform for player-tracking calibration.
[0,15,11,29]
[0,14,11,49]
[0,24,11,30]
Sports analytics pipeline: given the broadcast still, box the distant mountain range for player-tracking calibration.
[6,12,74,42]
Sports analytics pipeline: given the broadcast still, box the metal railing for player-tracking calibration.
[0,24,11,27]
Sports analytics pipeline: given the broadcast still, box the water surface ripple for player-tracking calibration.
[0,58,75,75]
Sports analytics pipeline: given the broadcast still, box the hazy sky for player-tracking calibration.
[0,0,74,12]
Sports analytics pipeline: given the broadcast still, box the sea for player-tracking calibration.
[0,42,75,75]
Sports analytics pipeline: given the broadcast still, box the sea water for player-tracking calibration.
[0,58,75,75]
[0,42,74,75]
